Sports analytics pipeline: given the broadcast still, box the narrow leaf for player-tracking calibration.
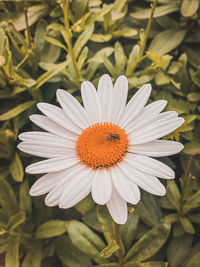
[9,152,24,182]
[0,101,35,121]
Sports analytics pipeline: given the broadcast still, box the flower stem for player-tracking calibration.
[126,0,158,76]
[114,222,123,267]
[62,0,81,81]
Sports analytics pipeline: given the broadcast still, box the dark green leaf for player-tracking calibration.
[68,220,106,264]
[124,223,171,262]
[55,235,91,267]
[167,234,193,267]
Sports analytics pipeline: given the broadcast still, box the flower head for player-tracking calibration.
[18,75,184,224]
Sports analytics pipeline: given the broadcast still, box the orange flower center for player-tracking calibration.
[76,122,128,169]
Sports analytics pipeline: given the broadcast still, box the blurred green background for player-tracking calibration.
[0,0,200,266]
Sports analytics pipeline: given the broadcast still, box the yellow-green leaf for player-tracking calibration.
[0,101,35,121]
[35,220,68,239]
[9,152,24,182]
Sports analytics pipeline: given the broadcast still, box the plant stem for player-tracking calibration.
[126,0,158,76]
[114,222,123,267]
[62,0,81,81]
[24,6,32,48]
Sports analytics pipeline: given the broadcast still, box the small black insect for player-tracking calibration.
[106,134,120,141]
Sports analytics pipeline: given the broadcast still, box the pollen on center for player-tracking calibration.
[76,122,128,169]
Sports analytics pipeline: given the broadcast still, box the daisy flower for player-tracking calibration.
[18,75,184,224]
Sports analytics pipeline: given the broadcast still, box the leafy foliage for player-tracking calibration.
[0,0,200,266]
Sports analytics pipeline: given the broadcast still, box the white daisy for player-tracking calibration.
[18,74,184,224]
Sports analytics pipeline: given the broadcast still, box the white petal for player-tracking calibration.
[97,74,113,122]
[91,168,112,205]
[81,81,101,124]
[106,186,127,225]
[29,168,75,196]
[45,164,85,206]
[129,118,184,145]
[129,140,184,157]
[59,168,94,208]
[125,153,175,179]
[107,75,128,123]
[30,115,78,140]
[37,103,81,135]
[119,84,151,128]
[119,160,166,196]
[126,110,178,135]
[26,156,79,174]
[111,166,140,204]
[56,89,90,129]
[18,142,74,158]
[124,100,167,133]
[18,132,75,148]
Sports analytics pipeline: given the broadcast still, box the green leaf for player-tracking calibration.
[68,220,106,264]
[182,241,200,267]
[88,47,114,63]
[182,190,200,214]
[181,0,199,17]
[167,234,193,267]
[180,217,195,234]
[34,19,47,58]
[22,241,42,267]
[77,46,88,71]
[166,180,181,211]
[162,213,179,224]
[55,235,91,267]
[124,222,171,262]
[130,4,179,19]
[188,214,200,223]
[135,192,161,227]
[75,194,95,214]
[19,179,32,216]
[35,220,68,239]
[114,41,127,75]
[187,92,200,102]
[97,205,114,243]
[0,179,18,218]
[100,240,120,258]
[14,5,49,31]
[82,207,102,232]
[90,33,112,42]
[149,28,186,55]
[9,152,24,182]
[74,23,94,59]
[126,44,140,76]
[8,211,25,231]
[185,251,200,267]
[0,101,35,121]
[45,36,68,51]
[33,60,69,90]
[120,212,139,251]
[5,236,20,267]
